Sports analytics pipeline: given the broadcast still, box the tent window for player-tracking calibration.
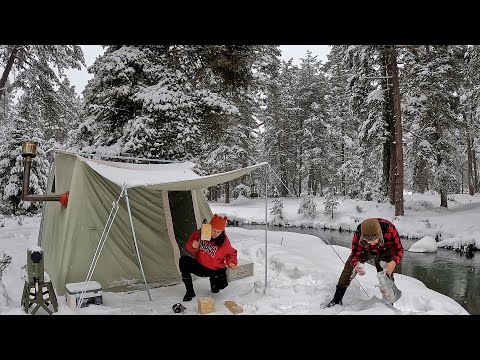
[51,175,56,193]
[168,191,197,257]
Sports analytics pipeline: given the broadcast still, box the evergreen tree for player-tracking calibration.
[0,117,50,214]
[324,46,359,198]
[269,197,285,225]
[298,192,317,218]
[324,46,383,200]
[76,45,269,163]
[198,45,280,201]
[0,80,14,137]
[293,51,329,197]
[0,45,84,106]
[323,187,339,219]
[401,45,465,207]
[261,60,299,197]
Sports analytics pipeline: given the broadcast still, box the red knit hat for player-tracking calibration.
[210,214,227,231]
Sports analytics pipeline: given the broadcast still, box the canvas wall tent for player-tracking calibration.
[38,150,267,296]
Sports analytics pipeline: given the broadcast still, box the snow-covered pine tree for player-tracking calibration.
[0,45,85,166]
[77,45,269,163]
[466,46,480,193]
[323,187,339,219]
[324,46,357,198]
[401,45,465,207]
[0,80,15,140]
[269,197,285,225]
[197,45,280,201]
[261,60,299,197]
[0,117,50,215]
[51,78,83,145]
[293,51,329,197]
[346,46,390,200]
[0,45,84,98]
[298,192,317,218]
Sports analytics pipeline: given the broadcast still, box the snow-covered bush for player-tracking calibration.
[324,188,339,219]
[233,184,250,199]
[298,193,317,218]
[0,252,12,281]
[269,198,285,225]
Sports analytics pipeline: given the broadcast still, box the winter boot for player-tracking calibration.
[324,285,347,308]
[182,278,196,302]
[210,276,220,293]
[210,269,228,293]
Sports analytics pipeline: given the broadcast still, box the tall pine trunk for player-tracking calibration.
[0,46,19,99]
[386,46,404,215]
[433,112,448,207]
[466,127,474,196]
[225,182,230,203]
[381,50,393,199]
[473,144,478,193]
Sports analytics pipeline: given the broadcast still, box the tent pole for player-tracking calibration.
[264,164,268,295]
[124,188,152,301]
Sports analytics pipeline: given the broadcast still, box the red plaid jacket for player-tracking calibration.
[350,218,404,267]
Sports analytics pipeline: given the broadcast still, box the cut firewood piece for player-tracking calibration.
[198,296,215,314]
[224,300,243,314]
[201,224,212,240]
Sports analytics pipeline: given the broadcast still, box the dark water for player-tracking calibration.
[240,224,480,315]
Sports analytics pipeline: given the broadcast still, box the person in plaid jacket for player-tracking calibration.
[324,217,404,308]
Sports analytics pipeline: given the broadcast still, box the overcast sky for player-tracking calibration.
[280,45,330,65]
[65,45,331,96]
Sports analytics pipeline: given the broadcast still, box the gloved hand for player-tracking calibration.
[355,263,365,276]
[385,260,396,277]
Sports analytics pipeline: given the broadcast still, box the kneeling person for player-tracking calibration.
[179,214,238,302]
[325,217,404,308]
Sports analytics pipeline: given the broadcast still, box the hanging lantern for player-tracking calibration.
[250,183,258,198]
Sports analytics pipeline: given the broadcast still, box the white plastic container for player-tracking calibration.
[65,281,103,309]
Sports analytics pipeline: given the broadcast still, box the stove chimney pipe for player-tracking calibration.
[21,141,69,207]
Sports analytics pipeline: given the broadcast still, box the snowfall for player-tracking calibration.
[1,192,479,315]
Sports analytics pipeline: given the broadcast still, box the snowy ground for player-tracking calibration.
[0,193,471,315]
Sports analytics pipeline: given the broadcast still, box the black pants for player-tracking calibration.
[179,256,228,291]
[337,248,401,288]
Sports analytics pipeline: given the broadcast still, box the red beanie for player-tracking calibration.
[210,214,227,231]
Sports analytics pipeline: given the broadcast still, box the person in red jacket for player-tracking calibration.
[179,214,238,302]
[324,217,404,308]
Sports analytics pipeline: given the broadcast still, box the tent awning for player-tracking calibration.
[55,150,267,190]
[144,162,268,190]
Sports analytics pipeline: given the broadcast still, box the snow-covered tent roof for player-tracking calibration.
[55,150,267,190]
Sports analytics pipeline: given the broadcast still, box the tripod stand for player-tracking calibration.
[21,272,58,315]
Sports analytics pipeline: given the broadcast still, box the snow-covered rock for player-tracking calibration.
[408,236,438,253]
